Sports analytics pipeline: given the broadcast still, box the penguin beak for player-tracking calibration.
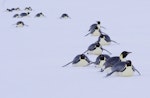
[127,52,132,54]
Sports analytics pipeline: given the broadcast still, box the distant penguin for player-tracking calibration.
[6,9,12,12]
[101,51,131,72]
[13,14,19,18]
[60,13,70,19]
[15,7,20,11]
[24,7,32,11]
[35,12,45,17]
[62,54,91,67]
[94,54,110,68]
[85,26,102,36]
[20,12,30,17]
[106,60,141,77]
[15,21,28,27]
[97,34,119,46]
[83,42,112,55]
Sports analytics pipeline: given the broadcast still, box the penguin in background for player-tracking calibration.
[20,12,30,17]
[83,42,112,55]
[13,14,19,18]
[24,7,32,11]
[101,51,131,73]
[106,60,141,77]
[14,21,28,27]
[35,12,45,17]
[60,13,70,19]
[97,34,119,46]
[62,54,92,67]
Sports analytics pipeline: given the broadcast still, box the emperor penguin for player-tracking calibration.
[85,26,102,36]
[15,21,28,27]
[97,34,119,46]
[89,21,105,31]
[35,12,45,17]
[106,60,141,77]
[94,54,110,68]
[83,42,112,55]
[20,12,30,17]
[24,7,32,11]
[60,13,70,19]
[62,54,91,67]
[101,51,131,72]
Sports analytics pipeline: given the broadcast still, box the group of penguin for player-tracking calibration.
[6,7,45,27]
[6,7,71,27]
[63,21,141,77]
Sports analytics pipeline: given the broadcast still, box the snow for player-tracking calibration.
[0,0,150,98]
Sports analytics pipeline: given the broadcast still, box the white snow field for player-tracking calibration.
[0,0,150,98]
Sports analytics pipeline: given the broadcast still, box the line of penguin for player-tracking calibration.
[62,21,141,77]
[6,7,70,27]
[5,7,46,27]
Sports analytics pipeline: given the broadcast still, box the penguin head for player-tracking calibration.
[95,42,100,47]
[97,21,100,25]
[80,54,85,59]
[27,12,30,15]
[126,60,132,67]
[100,34,105,38]
[99,55,105,60]
[121,51,132,58]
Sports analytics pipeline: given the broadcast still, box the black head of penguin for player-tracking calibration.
[95,42,100,47]
[27,12,30,15]
[80,54,85,59]
[100,34,104,38]
[99,55,105,60]
[97,21,100,25]
[126,60,132,67]
[121,51,132,58]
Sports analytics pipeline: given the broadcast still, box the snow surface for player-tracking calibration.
[0,0,150,98]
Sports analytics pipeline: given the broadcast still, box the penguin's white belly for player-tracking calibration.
[96,60,105,68]
[73,59,89,67]
[100,39,110,45]
[17,24,24,27]
[87,48,102,55]
[92,30,100,36]
[119,67,134,77]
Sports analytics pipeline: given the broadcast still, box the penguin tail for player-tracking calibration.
[84,33,90,37]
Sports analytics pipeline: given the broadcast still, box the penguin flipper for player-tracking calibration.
[62,61,73,67]
[111,40,120,45]
[84,33,90,36]
[105,70,116,77]
[132,66,141,75]
[102,48,112,55]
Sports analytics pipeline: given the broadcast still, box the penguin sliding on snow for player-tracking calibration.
[85,26,103,36]
[106,60,141,77]
[35,12,45,17]
[83,42,112,55]
[89,21,105,32]
[93,54,110,68]
[24,7,32,11]
[20,12,30,17]
[14,21,28,27]
[101,51,131,72]
[60,13,70,19]
[13,14,19,18]
[97,34,119,46]
[62,54,92,67]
